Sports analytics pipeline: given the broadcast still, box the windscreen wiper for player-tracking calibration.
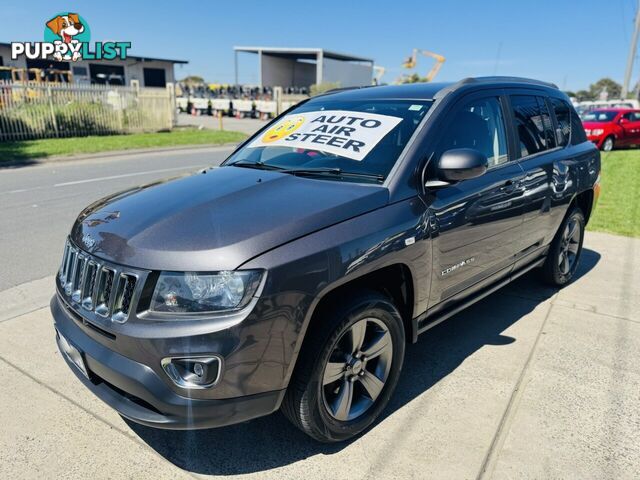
[229,160,286,171]
[280,167,384,183]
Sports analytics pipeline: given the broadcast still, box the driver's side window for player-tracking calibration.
[437,97,509,168]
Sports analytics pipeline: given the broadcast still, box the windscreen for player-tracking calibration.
[582,111,618,122]
[224,98,432,183]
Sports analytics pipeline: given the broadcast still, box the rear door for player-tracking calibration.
[510,93,570,268]
[425,90,526,308]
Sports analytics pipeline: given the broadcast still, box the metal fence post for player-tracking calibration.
[166,82,175,129]
[274,86,283,116]
[47,85,59,138]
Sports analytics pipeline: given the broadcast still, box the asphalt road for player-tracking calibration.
[0,146,233,291]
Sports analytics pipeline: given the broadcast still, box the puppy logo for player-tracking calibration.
[45,13,89,61]
[10,14,130,63]
[262,116,305,143]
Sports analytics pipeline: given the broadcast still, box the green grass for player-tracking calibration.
[0,129,247,163]
[587,149,640,237]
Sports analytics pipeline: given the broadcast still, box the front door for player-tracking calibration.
[619,111,640,146]
[424,93,526,308]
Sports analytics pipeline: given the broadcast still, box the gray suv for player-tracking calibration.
[51,77,600,442]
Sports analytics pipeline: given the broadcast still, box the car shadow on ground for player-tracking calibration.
[127,248,600,475]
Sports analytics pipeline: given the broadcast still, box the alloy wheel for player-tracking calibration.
[321,317,393,422]
[558,216,581,275]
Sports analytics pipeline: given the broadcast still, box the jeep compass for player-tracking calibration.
[51,77,600,442]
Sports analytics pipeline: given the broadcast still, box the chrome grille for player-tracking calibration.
[95,267,115,317]
[112,274,136,323]
[57,238,139,323]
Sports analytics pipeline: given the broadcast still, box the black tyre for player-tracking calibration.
[540,206,585,286]
[601,135,614,152]
[281,290,405,442]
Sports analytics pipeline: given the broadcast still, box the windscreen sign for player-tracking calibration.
[247,110,403,161]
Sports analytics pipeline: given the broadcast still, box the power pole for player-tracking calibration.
[622,0,640,98]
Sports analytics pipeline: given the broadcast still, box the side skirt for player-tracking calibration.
[412,256,546,341]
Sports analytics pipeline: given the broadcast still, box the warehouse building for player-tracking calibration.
[0,42,187,87]
[234,46,374,89]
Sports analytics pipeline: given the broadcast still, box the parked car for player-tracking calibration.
[51,77,600,442]
[582,108,640,151]
[575,99,640,117]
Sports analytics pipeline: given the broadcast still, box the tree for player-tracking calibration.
[575,90,593,101]
[180,75,205,85]
[310,82,341,96]
[400,73,428,84]
[588,78,622,100]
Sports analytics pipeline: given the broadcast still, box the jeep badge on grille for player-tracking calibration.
[82,233,96,249]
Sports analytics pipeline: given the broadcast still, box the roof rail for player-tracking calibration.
[458,76,559,89]
[322,84,376,95]
[433,76,559,100]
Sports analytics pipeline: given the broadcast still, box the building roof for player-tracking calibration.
[0,42,188,64]
[234,46,373,63]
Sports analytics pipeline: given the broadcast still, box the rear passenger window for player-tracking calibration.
[511,95,555,157]
[438,97,509,168]
[622,111,640,121]
[570,109,587,145]
[550,98,571,147]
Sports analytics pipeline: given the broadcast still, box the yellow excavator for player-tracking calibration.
[399,49,446,83]
[0,66,73,84]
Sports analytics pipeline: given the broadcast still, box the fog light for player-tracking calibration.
[161,356,222,389]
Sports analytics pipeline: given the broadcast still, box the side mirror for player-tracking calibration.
[437,148,488,182]
[619,117,629,125]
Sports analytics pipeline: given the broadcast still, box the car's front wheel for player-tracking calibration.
[281,291,405,442]
[540,206,585,286]
[602,135,614,152]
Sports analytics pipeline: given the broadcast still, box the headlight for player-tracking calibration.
[591,129,604,136]
[151,270,263,313]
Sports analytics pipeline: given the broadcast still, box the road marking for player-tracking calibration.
[0,165,204,196]
[53,165,203,187]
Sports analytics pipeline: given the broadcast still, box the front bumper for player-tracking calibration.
[51,295,285,429]
[587,135,603,146]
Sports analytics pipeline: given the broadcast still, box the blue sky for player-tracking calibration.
[2,0,638,91]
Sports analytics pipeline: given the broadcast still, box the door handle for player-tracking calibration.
[500,180,516,193]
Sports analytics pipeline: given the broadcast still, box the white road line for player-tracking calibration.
[53,165,203,187]
[0,165,203,195]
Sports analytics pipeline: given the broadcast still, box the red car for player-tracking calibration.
[582,108,640,151]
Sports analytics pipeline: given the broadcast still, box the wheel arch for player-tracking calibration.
[572,188,595,225]
[306,263,416,344]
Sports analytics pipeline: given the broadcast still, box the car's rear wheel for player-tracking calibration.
[602,135,614,152]
[540,206,585,286]
[281,290,405,442]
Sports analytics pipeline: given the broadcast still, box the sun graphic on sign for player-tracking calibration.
[262,116,305,143]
